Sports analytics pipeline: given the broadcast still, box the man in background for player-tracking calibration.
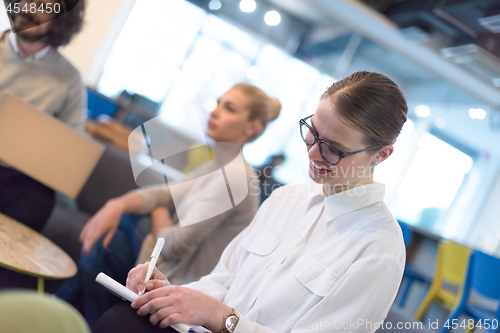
[0,0,87,232]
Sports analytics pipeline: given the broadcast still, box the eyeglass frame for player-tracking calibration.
[299,115,383,166]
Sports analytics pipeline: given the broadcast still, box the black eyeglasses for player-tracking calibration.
[299,115,383,165]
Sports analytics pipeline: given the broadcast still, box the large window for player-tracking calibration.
[96,0,206,102]
[96,0,333,181]
[389,133,473,229]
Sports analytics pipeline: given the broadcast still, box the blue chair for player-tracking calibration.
[441,250,500,333]
[87,88,119,120]
[399,220,413,247]
[396,221,432,308]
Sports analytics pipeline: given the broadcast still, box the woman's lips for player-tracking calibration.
[310,160,331,175]
[208,120,216,130]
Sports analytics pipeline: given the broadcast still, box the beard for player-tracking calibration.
[14,14,50,42]
[16,29,49,43]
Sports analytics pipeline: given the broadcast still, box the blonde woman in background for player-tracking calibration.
[56,83,281,329]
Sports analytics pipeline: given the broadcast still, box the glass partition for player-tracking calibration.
[95,0,500,252]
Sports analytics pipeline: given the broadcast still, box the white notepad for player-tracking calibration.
[96,273,210,333]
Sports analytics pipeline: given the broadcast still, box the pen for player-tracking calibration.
[139,237,165,296]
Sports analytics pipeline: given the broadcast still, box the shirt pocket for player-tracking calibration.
[292,255,339,297]
[241,229,281,256]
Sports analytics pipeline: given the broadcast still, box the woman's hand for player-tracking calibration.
[79,198,125,255]
[131,284,233,331]
[151,206,174,239]
[126,262,169,295]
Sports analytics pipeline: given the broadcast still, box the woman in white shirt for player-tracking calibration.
[95,71,408,333]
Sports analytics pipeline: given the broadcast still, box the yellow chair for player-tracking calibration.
[182,144,212,174]
[0,290,90,333]
[414,240,471,321]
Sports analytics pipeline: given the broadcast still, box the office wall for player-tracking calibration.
[60,0,136,85]
[0,4,9,31]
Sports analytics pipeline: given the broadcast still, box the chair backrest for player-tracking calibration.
[0,290,90,333]
[398,220,413,247]
[87,88,119,120]
[468,250,500,300]
[439,240,471,286]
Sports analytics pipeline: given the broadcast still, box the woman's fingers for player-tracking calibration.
[136,292,173,317]
[158,313,184,329]
[130,285,228,331]
[79,221,89,242]
[132,285,173,310]
[80,216,104,254]
[126,263,145,291]
[80,202,123,254]
[102,227,118,249]
[149,305,179,326]
[126,261,170,298]
[135,263,150,294]
[150,267,168,281]
[146,279,170,291]
[82,227,98,255]
[127,262,149,293]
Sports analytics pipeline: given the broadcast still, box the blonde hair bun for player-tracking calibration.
[268,97,281,121]
[232,83,281,141]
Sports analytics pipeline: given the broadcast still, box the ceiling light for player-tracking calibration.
[435,117,446,128]
[240,0,256,13]
[208,0,222,11]
[246,66,261,80]
[415,105,430,118]
[469,108,477,119]
[228,54,244,69]
[469,108,486,120]
[264,10,281,26]
[476,108,486,120]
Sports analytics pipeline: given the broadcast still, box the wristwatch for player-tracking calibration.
[220,308,240,333]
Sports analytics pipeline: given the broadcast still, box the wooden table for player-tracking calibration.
[0,213,77,293]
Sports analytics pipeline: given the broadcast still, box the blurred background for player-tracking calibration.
[2,0,499,255]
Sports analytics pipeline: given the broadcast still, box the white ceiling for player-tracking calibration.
[266,0,333,24]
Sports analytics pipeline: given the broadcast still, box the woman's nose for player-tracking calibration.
[308,141,322,161]
[211,105,221,118]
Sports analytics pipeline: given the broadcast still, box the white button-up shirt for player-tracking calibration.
[185,182,406,333]
[9,32,50,61]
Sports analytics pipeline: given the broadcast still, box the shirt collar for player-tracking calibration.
[320,182,386,222]
[9,31,51,61]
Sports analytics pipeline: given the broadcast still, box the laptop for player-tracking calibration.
[0,93,105,199]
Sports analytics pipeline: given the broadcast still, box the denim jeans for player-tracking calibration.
[55,214,148,329]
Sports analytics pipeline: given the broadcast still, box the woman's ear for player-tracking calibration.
[374,145,394,164]
[245,119,262,139]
